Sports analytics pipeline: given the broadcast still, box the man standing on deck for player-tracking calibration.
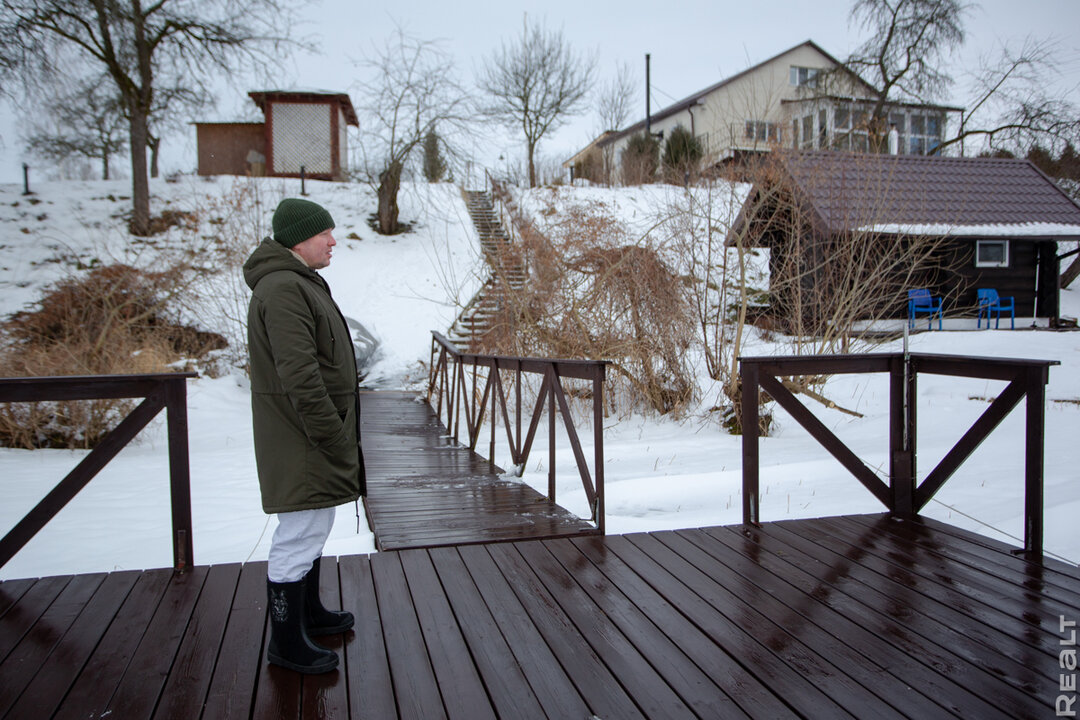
[243,198,366,674]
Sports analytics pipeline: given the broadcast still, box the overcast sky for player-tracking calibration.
[1,0,1077,184]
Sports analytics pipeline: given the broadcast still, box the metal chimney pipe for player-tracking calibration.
[888,125,900,155]
[645,53,651,136]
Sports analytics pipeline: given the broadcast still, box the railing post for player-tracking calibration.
[165,377,194,571]
[427,336,436,402]
[593,369,605,534]
[741,362,760,526]
[451,357,460,443]
[889,355,916,517]
[471,362,478,448]
[515,361,522,460]
[548,367,556,503]
[490,361,497,469]
[1024,366,1047,557]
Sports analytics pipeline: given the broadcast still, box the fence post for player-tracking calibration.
[593,370,605,534]
[1024,366,1047,556]
[166,376,194,571]
[741,362,760,526]
[490,360,497,469]
[889,356,916,517]
[548,367,556,503]
[515,361,522,460]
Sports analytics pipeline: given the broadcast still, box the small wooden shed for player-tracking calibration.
[196,89,359,180]
[734,151,1080,325]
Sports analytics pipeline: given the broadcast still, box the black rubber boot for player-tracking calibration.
[306,557,355,636]
[267,576,338,674]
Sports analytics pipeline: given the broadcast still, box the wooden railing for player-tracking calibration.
[428,332,608,532]
[485,170,522,247]
[0,372,198,571]
[739,352,1058,556]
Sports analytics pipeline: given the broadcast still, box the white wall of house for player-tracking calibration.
[608,44,853,167]
[599,41,952,183]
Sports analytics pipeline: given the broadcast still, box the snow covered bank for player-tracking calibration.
[0,177,1077,580]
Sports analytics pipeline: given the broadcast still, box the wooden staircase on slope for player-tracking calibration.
[448,190,528,349]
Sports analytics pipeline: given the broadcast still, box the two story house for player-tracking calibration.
[571,40,961,182]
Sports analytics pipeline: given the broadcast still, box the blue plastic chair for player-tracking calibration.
[907,289,942,330]
[976,288,1015,329]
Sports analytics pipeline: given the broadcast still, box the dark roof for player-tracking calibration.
[248,89,359,126]
[778,151,1080,235]
[598,40,873,149]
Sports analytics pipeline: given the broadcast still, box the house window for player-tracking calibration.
[834,107,850,130]
[975,240,1009,268]
[904,112,944,156]
[851,108,868,130]
[790,66,820,87]
[744,120,780,142]
[802,115,813,148]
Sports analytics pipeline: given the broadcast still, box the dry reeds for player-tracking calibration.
[0,263,224,449]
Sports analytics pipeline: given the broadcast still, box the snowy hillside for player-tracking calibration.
[1,175,1077,580]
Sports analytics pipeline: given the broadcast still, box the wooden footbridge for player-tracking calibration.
[0,345,1075,719]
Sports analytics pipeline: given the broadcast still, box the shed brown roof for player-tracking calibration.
[779,151,1080,234]
[248,89,359,126]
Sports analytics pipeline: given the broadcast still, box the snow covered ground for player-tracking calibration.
[1,175,1077,581]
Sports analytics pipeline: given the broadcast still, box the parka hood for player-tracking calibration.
[243,237,314,290]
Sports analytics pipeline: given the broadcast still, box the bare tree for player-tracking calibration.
[144,76,214,179]
[354,28,469,235]
[845,0,969,145]
[844,0,1080,156]
[940,37,1080,154]
[478,16,596,188]
[23,71,127,179]
[0,0,302,235]
[596,61,636,133]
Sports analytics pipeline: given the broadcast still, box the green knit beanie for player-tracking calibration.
[272,198,335,248]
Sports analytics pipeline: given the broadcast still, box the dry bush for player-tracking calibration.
[477,188,696,416]
[621,133,660,185]
[0,263,224,449]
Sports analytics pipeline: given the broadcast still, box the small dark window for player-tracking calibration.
[975,240,1009,267]
[835,106,850,129]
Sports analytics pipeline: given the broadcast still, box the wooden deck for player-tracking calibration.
[2,512,1077,719]
[360,391,597,550]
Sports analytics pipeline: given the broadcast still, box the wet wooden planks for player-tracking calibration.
[359,391,597,550]
[2,512,1077,719]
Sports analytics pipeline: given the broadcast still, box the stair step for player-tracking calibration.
[451,187,530,346]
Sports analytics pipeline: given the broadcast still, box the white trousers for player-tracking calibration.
[267,507,336,583]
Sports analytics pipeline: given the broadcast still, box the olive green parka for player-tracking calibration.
[244,238,366,514]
